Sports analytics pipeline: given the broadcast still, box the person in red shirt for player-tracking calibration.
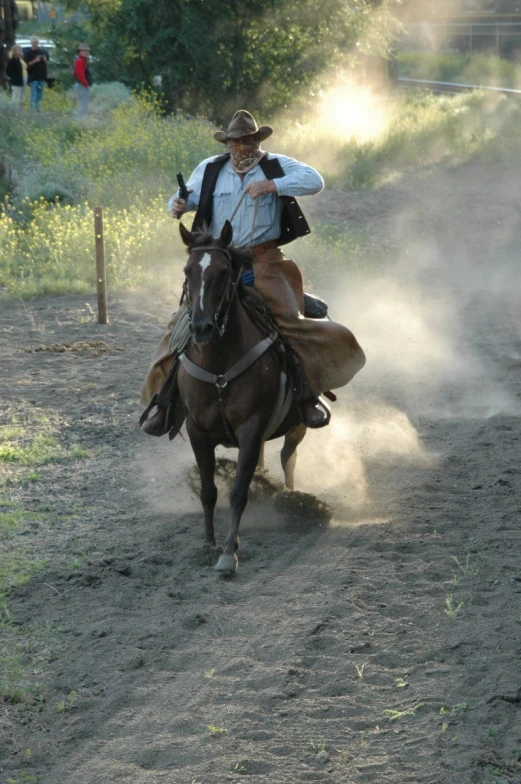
[73,43,92,119]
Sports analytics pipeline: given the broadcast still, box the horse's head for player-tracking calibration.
[180,220,252,344]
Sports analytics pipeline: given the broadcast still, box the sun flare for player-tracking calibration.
[314,84,390,143]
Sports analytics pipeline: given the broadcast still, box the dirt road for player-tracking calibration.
[1,162,521,784]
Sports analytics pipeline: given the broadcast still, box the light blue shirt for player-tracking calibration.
[168,152,324,248]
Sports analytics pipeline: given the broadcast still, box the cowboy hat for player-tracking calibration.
[214,110,273,143]
[78,43,90,52]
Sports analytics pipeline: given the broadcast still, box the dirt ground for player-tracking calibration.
[1,162,521,784]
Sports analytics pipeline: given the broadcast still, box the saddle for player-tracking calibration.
[139,287,332,440]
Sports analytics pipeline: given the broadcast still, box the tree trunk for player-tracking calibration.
[1,0,18,87]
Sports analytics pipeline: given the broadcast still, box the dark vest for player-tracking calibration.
[191,153,311,246]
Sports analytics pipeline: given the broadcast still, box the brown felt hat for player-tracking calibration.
[78,43,90,52]
[214,110,273,144]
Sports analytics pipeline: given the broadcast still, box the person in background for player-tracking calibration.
[6,45,27,107]
[25,36,48,111]
[73,43,92,119]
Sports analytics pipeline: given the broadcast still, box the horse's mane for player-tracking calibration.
[187,229,254,272]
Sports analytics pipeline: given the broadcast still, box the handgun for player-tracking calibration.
[176,172,188,202]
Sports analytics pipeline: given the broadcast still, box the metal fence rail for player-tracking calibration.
[398,76,521,95]
[402,20,521,56]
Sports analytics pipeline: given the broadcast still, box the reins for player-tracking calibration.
[228,189,259,248]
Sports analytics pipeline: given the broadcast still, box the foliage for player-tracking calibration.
[87,81,132,113]
[0,90,215,208]
[3,86,521,298]
[59,0,399,118]
[0,196,183,297]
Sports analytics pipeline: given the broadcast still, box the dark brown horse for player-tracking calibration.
[178,219,306,573]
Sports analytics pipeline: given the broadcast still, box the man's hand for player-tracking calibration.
[245,180,277,199]
[170,189,193,219]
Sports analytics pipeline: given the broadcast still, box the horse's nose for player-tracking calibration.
[190,316,215,344]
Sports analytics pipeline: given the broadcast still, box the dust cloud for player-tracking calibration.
[140,79,521,521]
[267,83,520,512]
[267,80,392,176]
[261,398,434,517]
[310,83,390,145]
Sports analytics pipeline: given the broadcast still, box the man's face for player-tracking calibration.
[31,39,39,49]
[227,135,261,172]
[227,136,260,159]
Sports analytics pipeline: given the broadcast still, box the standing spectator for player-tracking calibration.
[6,45,28,107]
[25,36,48,112]
[73,43,92,119]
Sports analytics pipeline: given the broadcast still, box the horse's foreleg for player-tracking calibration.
[257,442,265,471]
[281,423,307,490]
[215,432,263,573]
[188,425,218,546]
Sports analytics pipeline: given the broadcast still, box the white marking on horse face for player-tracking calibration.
[198,252,212,310]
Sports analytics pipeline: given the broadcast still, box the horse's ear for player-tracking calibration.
[179,221,193,247]
[220,220,233,247]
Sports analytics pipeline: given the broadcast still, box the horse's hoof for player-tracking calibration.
[215,554,238,573]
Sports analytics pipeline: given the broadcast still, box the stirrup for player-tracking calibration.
[139,393,158,427]
[301,396,331,429]
[317,395,332,426]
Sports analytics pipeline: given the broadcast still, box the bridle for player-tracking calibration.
[183,245,243,339]
[183,188,258,338]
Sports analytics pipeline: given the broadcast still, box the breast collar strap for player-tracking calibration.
[180,334,276,447]
[179,335,275,398]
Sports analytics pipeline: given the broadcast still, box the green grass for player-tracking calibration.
[383,703,424,722]
[207,724,227,735]
[0,433,86,465]
[0,509,25,534]
[0,614,64,706]
[56,689,77,713]
[6,774,39,784]
[444,593,464,621]
[0,413,89,465]
[0,406,86,705]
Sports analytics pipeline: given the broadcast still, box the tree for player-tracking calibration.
[61,0,399,118]
[0,0,18,87]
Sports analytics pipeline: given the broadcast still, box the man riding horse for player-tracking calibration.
[140,110,365,436]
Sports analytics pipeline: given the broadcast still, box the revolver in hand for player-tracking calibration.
[172,172,189,219]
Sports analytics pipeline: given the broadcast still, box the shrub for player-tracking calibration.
[0,196,184,297]
[85,81,132,114]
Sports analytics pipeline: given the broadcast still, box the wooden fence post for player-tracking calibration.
[94,207,108,325]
